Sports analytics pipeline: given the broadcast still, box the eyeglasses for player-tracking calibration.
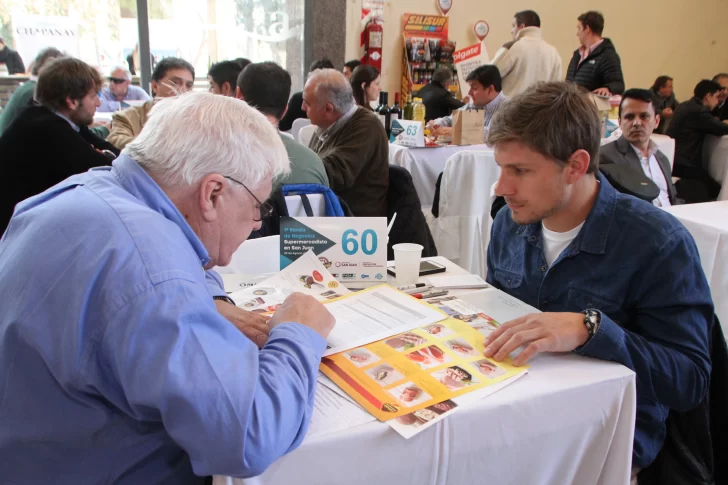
[108,77,128,84]
[224,176,274,222]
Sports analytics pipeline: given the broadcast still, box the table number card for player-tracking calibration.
[391,119,425,147]
[280,217,388,283]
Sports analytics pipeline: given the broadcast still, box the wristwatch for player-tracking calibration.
[581,309,601,343]
[213,295,236,306]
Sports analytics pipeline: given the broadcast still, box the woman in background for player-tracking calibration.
[350,64,381,110]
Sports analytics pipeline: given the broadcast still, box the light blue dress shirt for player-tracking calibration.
[0,154,327,483]
[97,84,151,112]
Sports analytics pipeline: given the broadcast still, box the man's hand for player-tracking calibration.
[269,293,335,339]
[431,126,453,138]
[483,312,588,366]
[215,300,270,348]
[592,87,612,97]
[662,107,674,118]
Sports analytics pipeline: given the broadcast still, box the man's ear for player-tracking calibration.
[565,149,592,182]
[222,81,232,97]
[235,86,244,101]
[198,174,226,223]
[65,96,79,111]
[151,80,159,97]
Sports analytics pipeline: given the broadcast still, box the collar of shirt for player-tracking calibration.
[54,111,80,132]
[110,153,212,267]
[629,139,659,160]
[516,173,615,256]
[316,104,358,142]
[579,38,604,63]
[466,91,507,114]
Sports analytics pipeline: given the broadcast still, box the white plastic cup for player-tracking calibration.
[392,243,424,286]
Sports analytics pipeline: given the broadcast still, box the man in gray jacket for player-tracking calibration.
[600,89,677,206]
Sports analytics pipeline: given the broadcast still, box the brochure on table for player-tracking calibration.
[228,250,351,313]
[280,216,388,284]
[320,296,528,422]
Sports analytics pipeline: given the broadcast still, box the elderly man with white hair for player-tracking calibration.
[97,65,151,112]
[0,92,335,483]
[304,68,389,216]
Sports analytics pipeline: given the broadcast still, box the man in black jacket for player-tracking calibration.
[417,67,464,122]
[0,57,118,234]
[711,73,728,120]
[600,89,678,207]
[667,79,728,203]
[0,36,25,74]
[565,11,624,96]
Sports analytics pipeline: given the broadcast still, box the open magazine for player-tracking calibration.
[320,295,528,423]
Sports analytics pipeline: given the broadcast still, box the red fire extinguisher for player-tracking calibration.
[363,16,383,71]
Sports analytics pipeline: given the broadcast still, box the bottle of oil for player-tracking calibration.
[403,94,414,120]
[412,97,426,129]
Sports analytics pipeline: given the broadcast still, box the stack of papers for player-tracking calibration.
[422,274,490,290]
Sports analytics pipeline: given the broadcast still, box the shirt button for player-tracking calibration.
[507,278,511,285]
[541,265,547,272]
[543,301,549,307]
[529,236,536,243]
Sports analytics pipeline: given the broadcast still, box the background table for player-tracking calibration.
[665,201,728,334]
[389,144,491,207]
[703,135,728,201]
[216,257,637,485]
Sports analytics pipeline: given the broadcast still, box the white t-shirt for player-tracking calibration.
[541,222,585,267]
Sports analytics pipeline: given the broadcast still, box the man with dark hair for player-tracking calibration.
[667,79,728,202]
[483,81,711,484]
[0,47,64,135]
[492,10,562,96]
[416,67,464,121]
[236,62,328,187]
[427,65,507,142]
[711,73,728,120]
[280,58,336,131]
[600,88,677,206]
[0,36,25,74]
[342,59,361,80]
[207,60,245,97]
[565,11,624,96]
[0,57,119,233]
[108,56,195,149]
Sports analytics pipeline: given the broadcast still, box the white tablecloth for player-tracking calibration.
[216,257,637,485]
[703,135,728,201]
[389,144,491,207]
[664,201,728,333]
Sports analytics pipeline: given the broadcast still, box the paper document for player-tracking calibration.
[387,373,526,439]
[306,383,376,440]
[228,251,350,313]
[320,296,528,421]
[423,274,490,290]
[323,285,447,356]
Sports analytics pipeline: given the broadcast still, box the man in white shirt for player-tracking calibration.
[491,10,562,97]
[599,88,677,206]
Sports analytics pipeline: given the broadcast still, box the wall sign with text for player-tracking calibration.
[280,217,388,283]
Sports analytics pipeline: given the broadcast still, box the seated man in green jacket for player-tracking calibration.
[0,47,63,135]
[235,61,329,189]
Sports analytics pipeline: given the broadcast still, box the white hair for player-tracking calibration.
[124,92,290,189]
[110,65,132,79]
[306,68,356,114]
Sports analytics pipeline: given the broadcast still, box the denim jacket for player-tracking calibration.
[487,173,713,468]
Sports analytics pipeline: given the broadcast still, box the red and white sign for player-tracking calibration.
[453,41,490,96]
[473,20,490,41]
[437,0,452,15]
